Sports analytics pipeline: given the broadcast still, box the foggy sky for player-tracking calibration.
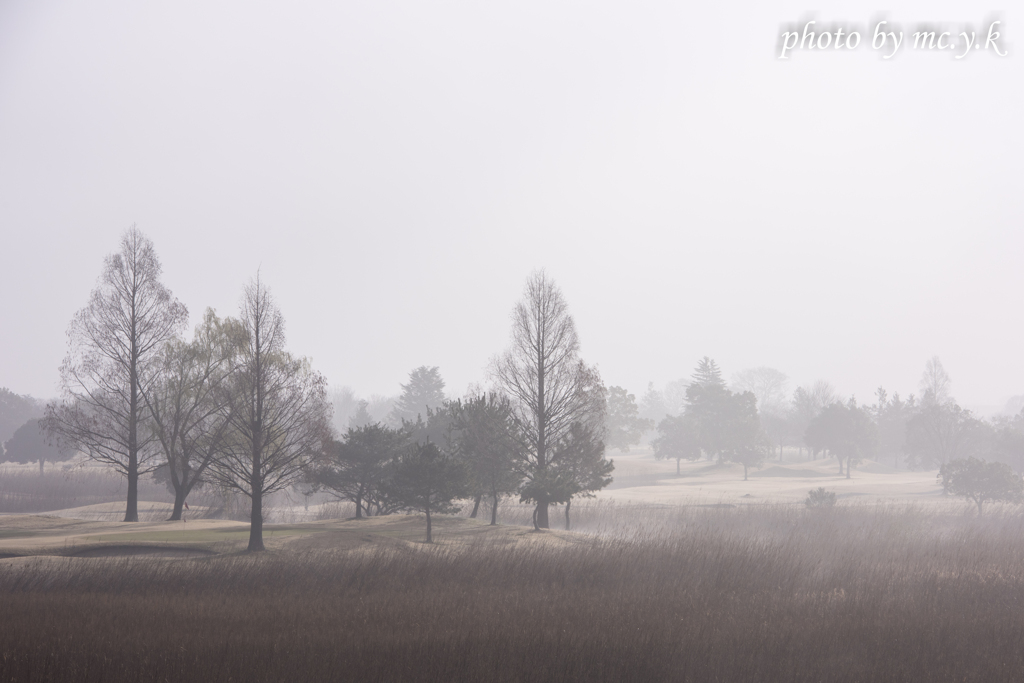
[0,1,1020,413]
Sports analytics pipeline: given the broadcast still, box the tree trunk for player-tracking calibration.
[126,332,140,523]
[425,506,432,543]
[490,491,498,526]
[248,487,265,551]
[469,493,482,519]
[125,455,139,522]
[39,458,44,476]
[565,499,571,531]
[169,487,186,521]
[354,491,363,519]
[676,458,681,476]
[846,462,852,479]
[743,464,748,481]
[837,458,843,476]
[535,496,549,529]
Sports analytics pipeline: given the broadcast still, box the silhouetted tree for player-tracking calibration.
[938,457,1023,514]
[491,270,604,529]
[691,357,725,389]
[805,400,877,477]
[605,386,653,452]
[729,434,771,481]
[144,310,238,520]
[329,387,360,434]
[0,388,43,445]
[390,366,446,424]
[683,363,760,466]
[731,367,788,416]
[638,382,668,426]
[904,403,984,470]
[207,275,331,551]
[872,388,917,468]
[310,423,409,518]
[452,393,522,524]
[662,378,690,416]
[384,441,467,542]
[733,367,789,459]
[652,414,700,474]
[44,227,188,522]
[546,421,613,530]
[791,380,838,460]
[919,356,952,407]
[348,400,373,429]
[2,418,70,474]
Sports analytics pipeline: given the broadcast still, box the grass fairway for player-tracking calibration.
[0,511,569,562]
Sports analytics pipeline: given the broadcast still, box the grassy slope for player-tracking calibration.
[0,512,573,560]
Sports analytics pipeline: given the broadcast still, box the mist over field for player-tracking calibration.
[1,1,1022,681]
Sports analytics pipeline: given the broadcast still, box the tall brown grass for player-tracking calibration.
[3,504,1024,681]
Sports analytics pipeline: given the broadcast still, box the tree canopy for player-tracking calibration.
[904,403,984,470]
[939,457,1023,514]
[804,400,877,477]
[0,388,44,445]
[2,418,70,473]
[605,386,653,452]
[390,366,446,424]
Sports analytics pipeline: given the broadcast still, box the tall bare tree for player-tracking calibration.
[905,402,983,470]
[919,356,952,407]
[207,275,331,551]
[491,270,603,529]
[144,309,239,520]
[731,367,789,416]
[44,227,187,522]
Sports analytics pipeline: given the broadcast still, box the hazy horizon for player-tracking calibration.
[1,1,1020,414]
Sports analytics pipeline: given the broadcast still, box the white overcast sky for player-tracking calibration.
[0,1,1020,413]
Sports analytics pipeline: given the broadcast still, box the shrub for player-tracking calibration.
[805,487,837,508]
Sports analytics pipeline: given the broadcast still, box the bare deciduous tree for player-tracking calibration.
[731,367,789,416]
[207,276,330,551]
[44,227,187,522]
[919,356,952,407]
[905,402,983,470]
[491,270,603,529]
[145,309,238,520]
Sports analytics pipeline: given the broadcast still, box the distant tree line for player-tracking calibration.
[645,355,1024,481]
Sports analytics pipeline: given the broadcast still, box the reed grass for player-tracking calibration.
[3,504,1023,681]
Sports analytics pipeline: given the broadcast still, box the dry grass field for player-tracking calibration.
[3,452,1023,681]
